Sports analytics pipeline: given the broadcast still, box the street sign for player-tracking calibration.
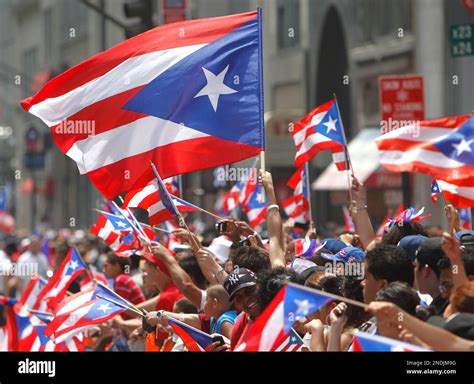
[379,75,425,123]
[450,23,473,57]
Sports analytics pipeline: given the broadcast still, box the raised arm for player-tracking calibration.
[260,171,285,268]
[441,232,469,289]
[350,176,375,250]
[150,242,203,309]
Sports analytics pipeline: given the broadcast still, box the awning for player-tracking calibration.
[312,128,381,191]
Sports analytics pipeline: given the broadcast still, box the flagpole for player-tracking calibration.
[118,196,153,243]
[333,94,354,202]
[259,151,266,203]
[304,162,313,228]
[175,196,226,221]
[150,162,201,251]
[287,282,368,309]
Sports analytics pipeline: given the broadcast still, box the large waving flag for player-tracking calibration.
[376,115,474,184]
[236,283,332,351]
[19,275,47,311]
[353,332,430,352]
[168,317,217,352]
[292,100,349,170]
[35,246,87,310]
[21,11,264,199]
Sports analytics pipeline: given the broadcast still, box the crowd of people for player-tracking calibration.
[1,171,473,352]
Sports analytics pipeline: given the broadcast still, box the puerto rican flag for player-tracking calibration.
[35,246,88,310]
[459,208,472,230]
[353,332,430,352]
[235,283,332,351]
[375,204,404,238]
[273,328,305,352]
[123,180,199,226]
[168,317,216,352]
[20,11,264,199]
[91,213,154,257]
[436,179,474,208]
[44,283,129,343]
[242,181,267,227]
[292,100,349,171]
[342,205,355,232]
[285,165,311,224]
[18,275,47,312]
[376,115,474,184]
[431,180,441,203]
[164,176,182,197]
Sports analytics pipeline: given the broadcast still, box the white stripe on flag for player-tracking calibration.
[67,116,209,174]
[379,149,465,168]
[293,112,326,146]
[377,126,454,142]
[29,44,207,126]
[296,133,332,157]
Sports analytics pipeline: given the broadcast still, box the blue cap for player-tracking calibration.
[454,230,474,241]
[397,235,428,261]
[321,238,347,254]
[320,247,366,263]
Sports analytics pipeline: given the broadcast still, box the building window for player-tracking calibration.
[44,8,53,62]
[277,0,300,49]
[62,0,88,42]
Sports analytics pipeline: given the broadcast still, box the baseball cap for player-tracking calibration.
[321,238,347,254]
[223,268,257,301]
[454,230,474,241]
[319,246,366,263]
[398,235,428,262]
[428,313,474,340]
[141,251,170,276]
[290,258,322,284]
[415,237,445,274]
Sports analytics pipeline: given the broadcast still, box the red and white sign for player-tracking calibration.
[379,75,425,122]
[162,0,187,24]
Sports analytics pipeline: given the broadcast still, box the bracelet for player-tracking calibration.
[156,310,165,319]
[268,204,279,211]
[356,205,367,210]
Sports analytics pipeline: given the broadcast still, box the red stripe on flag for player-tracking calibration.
[21,11,258,110]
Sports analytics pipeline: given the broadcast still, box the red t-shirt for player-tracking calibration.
[114,274,145,305]
[230,312,253,351]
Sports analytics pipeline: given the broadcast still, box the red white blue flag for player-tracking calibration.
[21,11,264,199]
[376,115,474,184]
[292,100,349,171]
[168,317,215,352]
[459,208,472,230]
[431,180,441,203]
[353,332,430,352]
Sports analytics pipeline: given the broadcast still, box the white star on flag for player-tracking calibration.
[194,65,237,112]
[323,116,338,134]
[452,138,474,157]
[98,303,111,314]
[294,299,317,318]
[68,260,79,270]
[116,220,127,228]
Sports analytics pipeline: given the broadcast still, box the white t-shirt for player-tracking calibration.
[16,251,49,282]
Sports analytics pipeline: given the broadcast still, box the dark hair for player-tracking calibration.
[342,276,371,328]
[461,248,474,276]
[305,274,344,297]
[231,246,271,274]
[256,267,298,310]
[174,297,198,314]
[177,252,207,290]
[365,245,414,286]
[382,221,428,246]
[437,256,451,272]
[375,282,419,316]
[106,251,131,273]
